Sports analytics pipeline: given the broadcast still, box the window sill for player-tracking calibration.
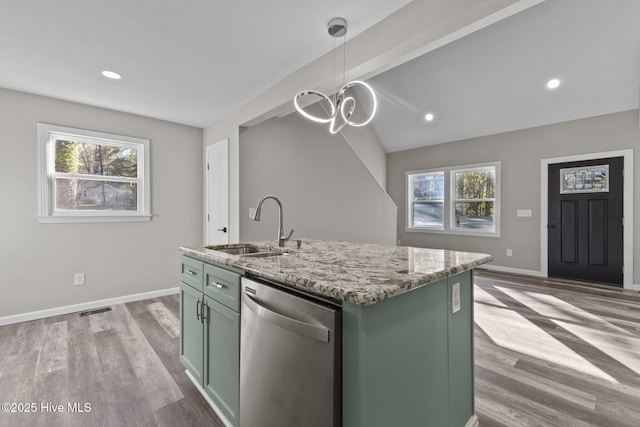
[38,215,152,224]
[406,227,500,238]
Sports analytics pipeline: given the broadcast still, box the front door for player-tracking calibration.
[548,157,623,286]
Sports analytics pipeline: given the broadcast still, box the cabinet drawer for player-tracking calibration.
[204,263,241,312]
[181,256,204,291]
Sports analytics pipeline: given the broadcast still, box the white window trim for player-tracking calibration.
[406,161,501,237]
[37,123,151,223]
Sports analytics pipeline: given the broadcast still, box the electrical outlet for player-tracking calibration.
[74,273,85,286]
[249,208,256,219]
[452,282,460,313]
[506,249,513,257]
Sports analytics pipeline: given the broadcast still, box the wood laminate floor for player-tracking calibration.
[474,269,640,427]
[0,295,224,427]
[1,272,639,426]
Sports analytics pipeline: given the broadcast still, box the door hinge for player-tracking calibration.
[207,162,210,171]
[622,217,625,226]
[207,214,210,221]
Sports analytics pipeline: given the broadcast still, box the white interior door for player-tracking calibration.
[206,139,229,245]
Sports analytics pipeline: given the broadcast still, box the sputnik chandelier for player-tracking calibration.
[293,18,377,134]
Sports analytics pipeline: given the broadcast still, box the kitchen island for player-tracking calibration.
[179,239,492,427]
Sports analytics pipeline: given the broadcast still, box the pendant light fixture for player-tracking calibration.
[293,18,377,134]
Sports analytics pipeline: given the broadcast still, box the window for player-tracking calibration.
[38,123,151,223]
[407,161,500,237]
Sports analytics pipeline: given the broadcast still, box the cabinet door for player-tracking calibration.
[180,282,204,385]
[203,296,240,426]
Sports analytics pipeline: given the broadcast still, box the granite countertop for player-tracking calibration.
[179,239,492,306]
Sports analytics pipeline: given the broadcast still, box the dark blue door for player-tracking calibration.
[548,157,623,286]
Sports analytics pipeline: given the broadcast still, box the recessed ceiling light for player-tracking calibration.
[101,70,122,80]
[546,78,560,89]
[424,113,435,122]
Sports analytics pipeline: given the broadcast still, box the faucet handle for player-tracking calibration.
[282,229,294,242]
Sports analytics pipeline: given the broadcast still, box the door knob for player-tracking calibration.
[217,227,228,233]
[547,224,556,229]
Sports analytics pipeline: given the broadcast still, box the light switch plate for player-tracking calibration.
[517,209,532,217]
[452,282,461,313]
[74,273,85,286]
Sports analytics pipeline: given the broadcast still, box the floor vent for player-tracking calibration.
[79,307,112,317]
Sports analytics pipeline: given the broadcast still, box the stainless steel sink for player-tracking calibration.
[241,251,285,258]
[206,244,263,255]
[205,244,287,258]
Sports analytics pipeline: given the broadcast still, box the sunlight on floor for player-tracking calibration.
[496,286,640,378]
[474,285,618,383]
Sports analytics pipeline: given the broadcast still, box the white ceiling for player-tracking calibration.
[364,0,640,152]
[3,0,638,153]
[0,0,411,128]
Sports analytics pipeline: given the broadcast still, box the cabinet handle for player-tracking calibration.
[196,297,201,321]
[211,282,225,289]
[186,270,197,276]
[201,301,207,323]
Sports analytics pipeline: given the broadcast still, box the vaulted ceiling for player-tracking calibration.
[364,0,640,152]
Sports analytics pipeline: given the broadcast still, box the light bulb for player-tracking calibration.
[101,70,122,80]
[546,78,560,89]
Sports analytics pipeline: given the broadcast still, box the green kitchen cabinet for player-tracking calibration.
[179,256,242,427]
[180,281,204,385]
[342,270,475,427]
[203,297,240,424]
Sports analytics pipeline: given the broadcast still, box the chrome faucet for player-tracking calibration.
[252,195,294,247]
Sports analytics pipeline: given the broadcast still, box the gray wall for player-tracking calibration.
[0,88,203,318]
[340,90,388,191]
[388,109,640,282]
[239,109,396,245]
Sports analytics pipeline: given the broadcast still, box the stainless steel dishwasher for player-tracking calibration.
[240,276,341,427]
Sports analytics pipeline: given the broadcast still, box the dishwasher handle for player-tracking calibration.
[243,290,330,343]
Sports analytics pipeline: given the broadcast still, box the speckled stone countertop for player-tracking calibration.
[179,239,492,306]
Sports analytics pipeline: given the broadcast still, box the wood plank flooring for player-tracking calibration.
[474,269,640,427]
[0,295,223,427]
[1,272,639,426]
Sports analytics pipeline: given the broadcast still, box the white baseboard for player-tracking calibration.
[466,414,479,427]
[0,287,179,326]
[185,369,233,427]
[478,264,545,278]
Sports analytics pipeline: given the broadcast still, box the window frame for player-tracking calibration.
[406,161,500,237]
[37,123,151,223]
